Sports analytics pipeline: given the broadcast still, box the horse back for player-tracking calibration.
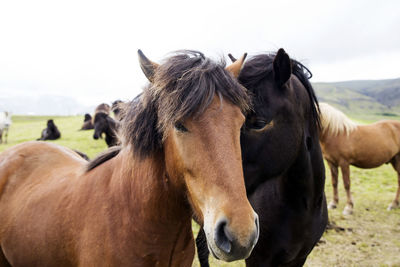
[0,142,86,265]
[322,120,400,167]
[0,141,86,211]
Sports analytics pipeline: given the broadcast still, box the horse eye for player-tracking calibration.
[174,122,188,132]
[247,118,269,130]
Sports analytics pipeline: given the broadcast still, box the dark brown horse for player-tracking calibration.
[319,102,400,214]
[196,49,327,266]
[93,112,119,147]
[37,119,61,140]
[80,113,94,130]
[0,50,259,266]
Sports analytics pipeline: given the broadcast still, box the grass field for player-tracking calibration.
[1,115,400,266]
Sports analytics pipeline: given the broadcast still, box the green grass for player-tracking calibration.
[305,163,400,266]
[1,115,399,266]
[0,115,107,159]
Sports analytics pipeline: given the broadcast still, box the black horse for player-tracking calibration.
[80,113,94,130]
[37,119,61,141]
[93,112,119,147]
[196,49,328,266]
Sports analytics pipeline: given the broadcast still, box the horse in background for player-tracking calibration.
[0,111,12,144]
[37,119,61,141]
[80,113,94,130]
[319,102,400,214]
[111,100,124,121]
[94,103,111,115]
[0,49,258,266]
[93,112,119,147]
[196,49,327,267]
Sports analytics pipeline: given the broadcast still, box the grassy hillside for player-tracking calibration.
[313,78,400,121]
[1,115,399,266]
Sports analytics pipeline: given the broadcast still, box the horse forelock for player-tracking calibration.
[121,50,250,158]
[319,103,358,136]
[239,53,320,129]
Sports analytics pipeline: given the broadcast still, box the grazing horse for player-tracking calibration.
[196,49,327,267]
[93,112,119,147]
[319,102,400,214]
[0,112,11,144]
[80,113,94,130]
[37,119,61,140]
[0,50,259,267]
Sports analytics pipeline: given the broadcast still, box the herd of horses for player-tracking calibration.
[32,101,121,146]
[0,48,398,266]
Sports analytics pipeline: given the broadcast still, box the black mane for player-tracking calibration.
[121,50,250,158]
[238,53,320,128]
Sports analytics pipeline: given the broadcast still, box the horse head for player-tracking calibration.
[93,113,109,140]
[121,50,259,262]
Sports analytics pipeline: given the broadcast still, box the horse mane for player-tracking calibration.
[121,50,250,158]
[86,146,122,171]
[318,102,358,136]
[238,53,321,129]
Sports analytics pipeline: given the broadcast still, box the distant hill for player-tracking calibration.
[313,78,400,118]
[0,95,94,115]
[1,79,399,118]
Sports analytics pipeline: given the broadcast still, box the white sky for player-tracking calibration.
[0,0,399,106]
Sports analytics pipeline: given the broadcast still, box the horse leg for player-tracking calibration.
[4,128,7,144]
[195,227,210,267]
[388,154,400,210]
[327,162,339,209]
[341,164,353,215]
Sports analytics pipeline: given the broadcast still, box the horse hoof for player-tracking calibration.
[328,202,337,209]
[342,206,353,215]
[387,203,398,211]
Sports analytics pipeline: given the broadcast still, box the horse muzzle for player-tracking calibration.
[206,213,259,262]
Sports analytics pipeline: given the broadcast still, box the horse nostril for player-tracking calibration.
[214,219,233,254]
[93,134,98,140]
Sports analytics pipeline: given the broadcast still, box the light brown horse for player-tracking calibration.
[0,50,259,266]
[319,102,400,215]
[94,103,111,115]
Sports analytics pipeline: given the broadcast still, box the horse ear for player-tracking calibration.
[226,53,247,78]
[273,48,292,87]
[138,49,160,83]
[228,53,237,63]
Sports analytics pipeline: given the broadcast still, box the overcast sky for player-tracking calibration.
[0,0,399,106]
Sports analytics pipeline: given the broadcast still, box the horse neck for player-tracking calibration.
[104,120,116,137]
[281,129,325,209]
[107,149,192,230]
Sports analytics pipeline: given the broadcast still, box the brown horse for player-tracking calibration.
[94,103,111,115]
[0,50,259,267]
[319,102,400,215]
